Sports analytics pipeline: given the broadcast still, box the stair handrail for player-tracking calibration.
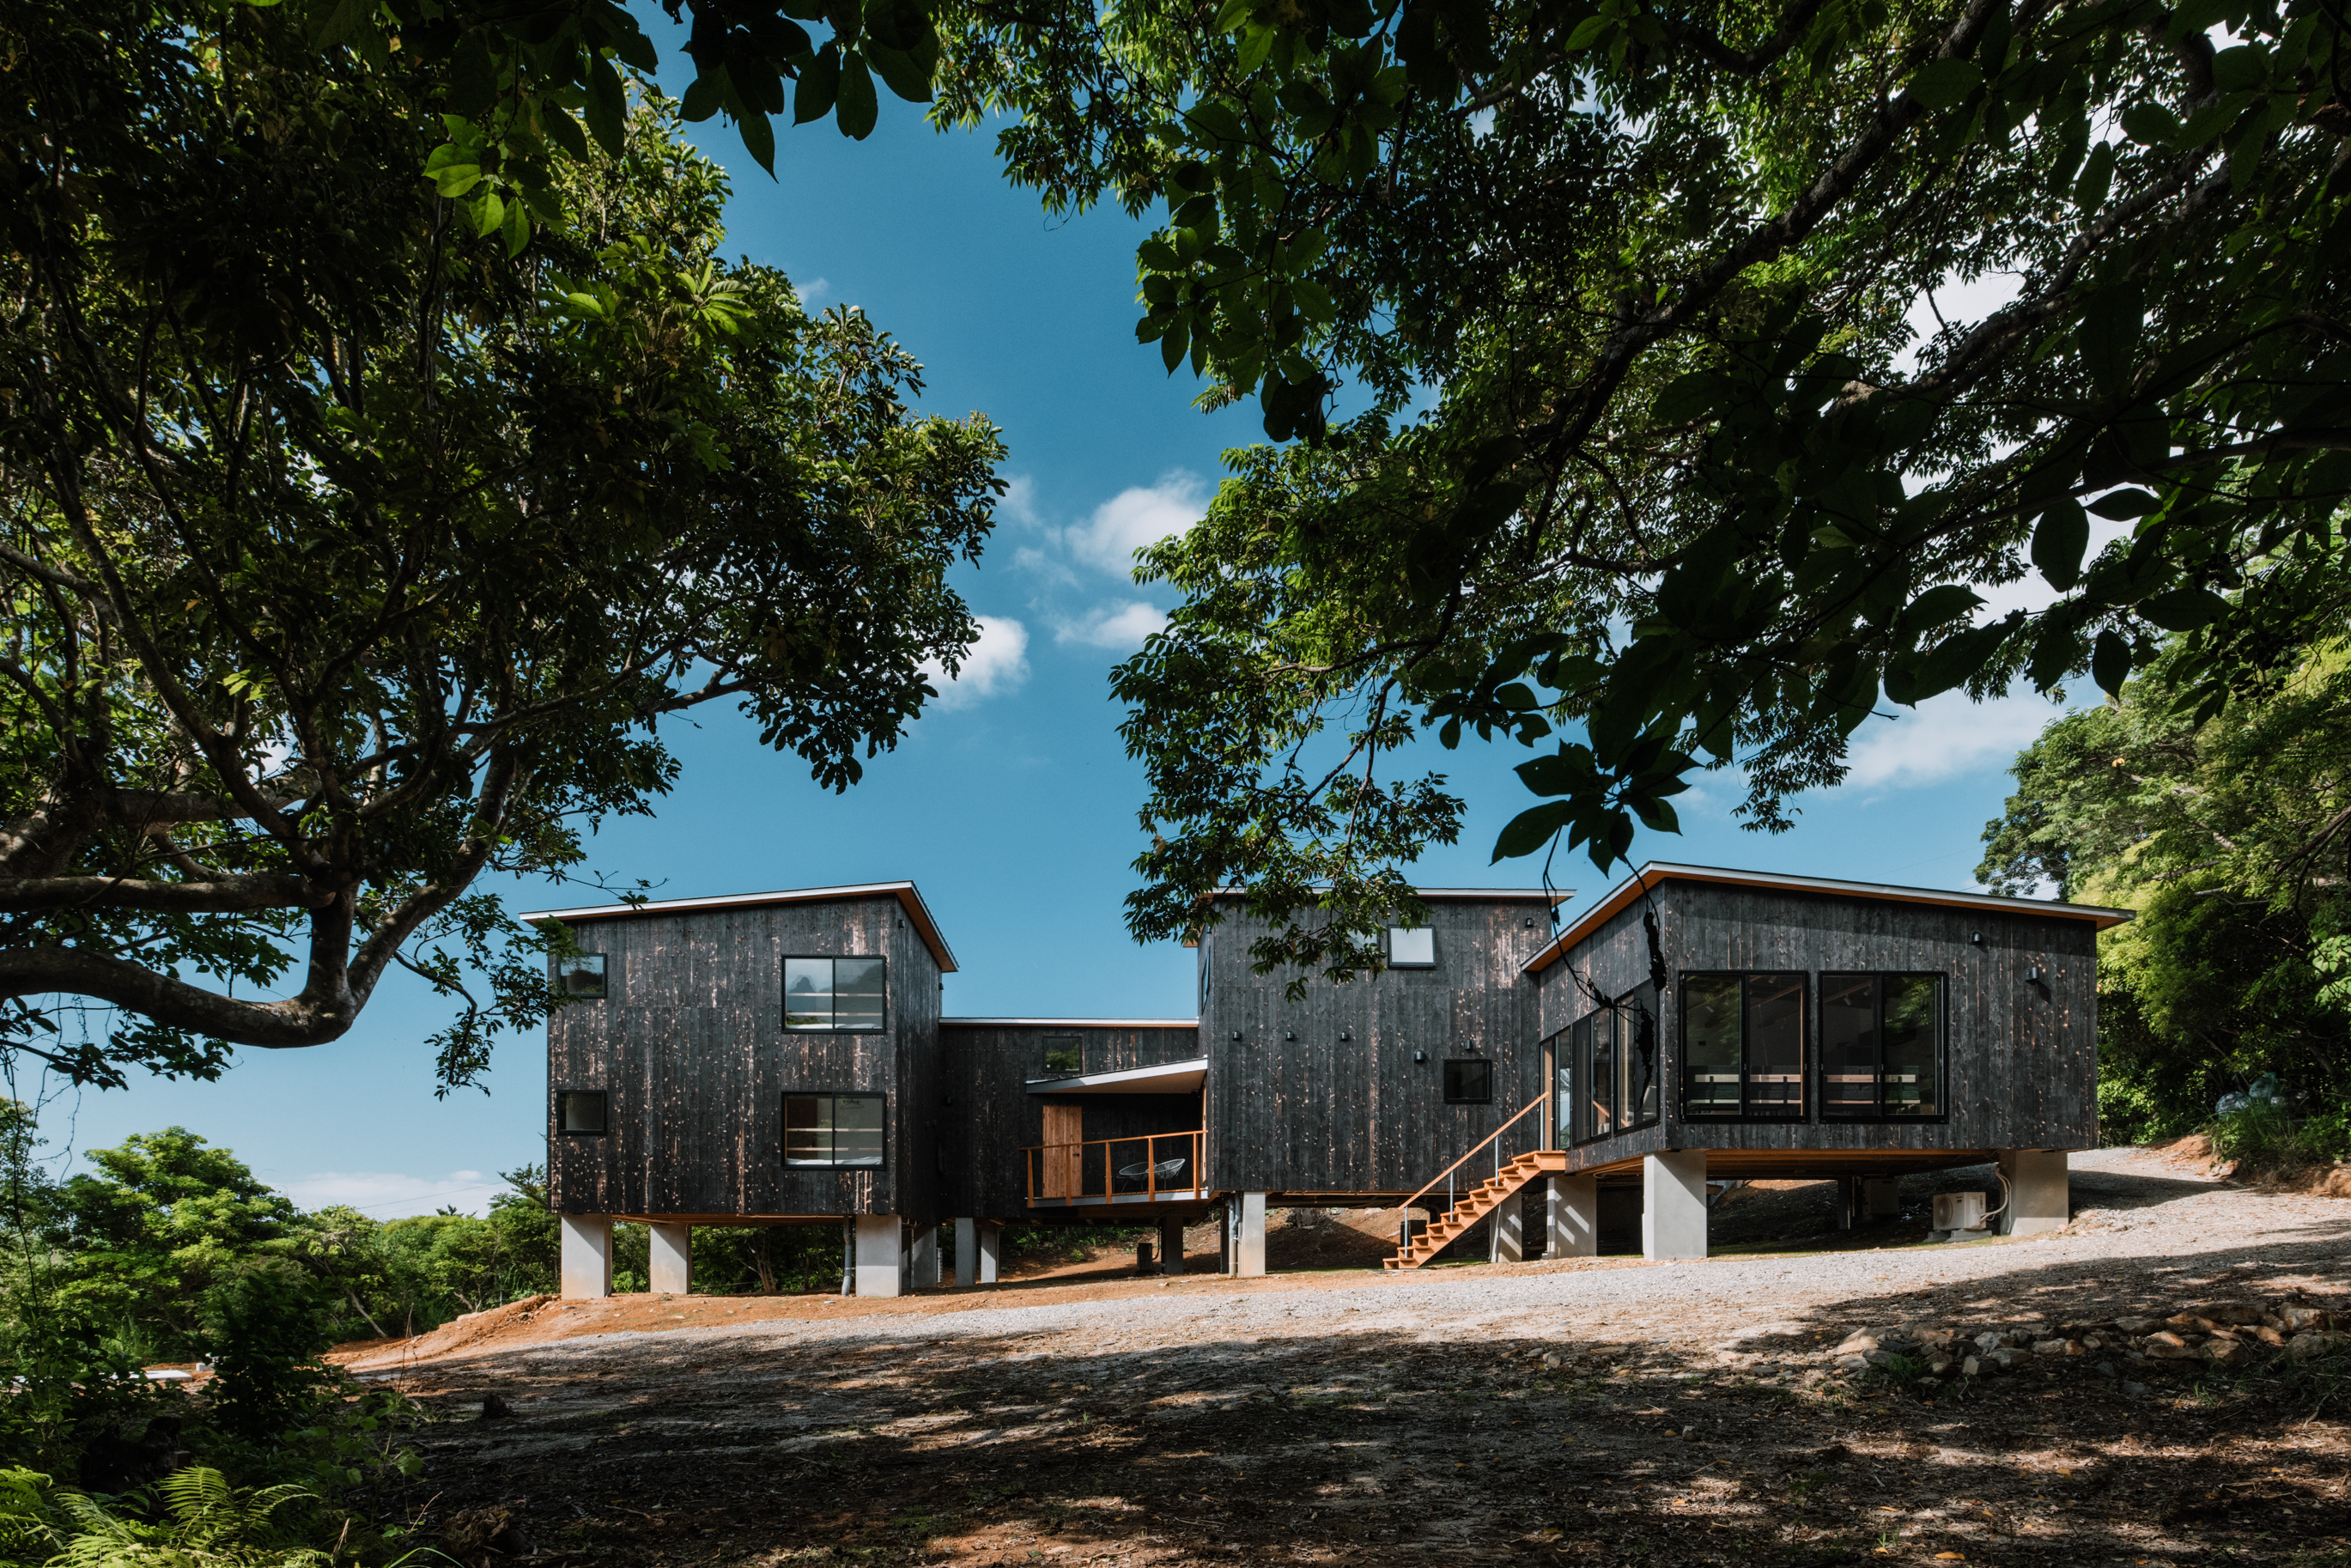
[1400,1091,1549,1216]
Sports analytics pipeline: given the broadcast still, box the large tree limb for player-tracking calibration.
[0,872,320,913]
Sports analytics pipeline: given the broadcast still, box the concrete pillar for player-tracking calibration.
[1862,1177,1902,1221]
[1642,1150,1708,1261]
[1217,1202,1231,1273]
[953,1219,976,1286]
[1998,1149,2070,1237]
[854,1214,904,1298]
[560,1213,613,1298]
[910,1223,941,1289]
[1549,1173,1599,1258]
[1491,1192,1525,1263]
[1158,1214,1186,1276]
[1230,1192,1267,1277]
[976,1219,1002,1285]
[1833,1175,1858,1230]
[647,1222,691,1296]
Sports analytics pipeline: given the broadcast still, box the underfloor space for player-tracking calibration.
[343,1147,2351,1567]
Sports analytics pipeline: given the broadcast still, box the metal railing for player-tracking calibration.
[1396,1091,1549,1251]
[1023,1130,1205,1206]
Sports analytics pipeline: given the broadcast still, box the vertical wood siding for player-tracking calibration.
[544,894,941,1220]
[1534,881,2100,1163]
[1200,895,1556,1196]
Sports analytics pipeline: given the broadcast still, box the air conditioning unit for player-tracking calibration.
[1933,1191,1988,1232]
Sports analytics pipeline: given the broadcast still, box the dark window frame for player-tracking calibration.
[1386,926,1437,968]
[1442,1057,1493,1103]
[1819,971,1950,1123]
[781,955,890,1033]
[781,1090,890,1169]
[553,953,609,1000]
[1041,1034,1084,1076]
[1559,987,1662,1146]
[554,1088,609,1135]
[1677,971,1811,1123]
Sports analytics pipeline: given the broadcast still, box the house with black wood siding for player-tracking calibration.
[526,864,2126,1298]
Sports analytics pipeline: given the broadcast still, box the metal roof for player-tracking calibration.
[1522,861,2134,975]
[1024,1057,1209,1095]
[519,881,957,973]
[943,1018,1200,1029]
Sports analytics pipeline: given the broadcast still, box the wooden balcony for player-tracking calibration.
[1023,1130,1206,1209]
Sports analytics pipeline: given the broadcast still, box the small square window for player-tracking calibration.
[1042,1035,1083,1074]
[1388,927,1436,967]
[556,1090,607,1134]
[555,954,607,998]
[1443,1058,1492,1103]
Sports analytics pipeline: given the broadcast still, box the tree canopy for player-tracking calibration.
[0,0,1005,1087]
[1979,642,2351,1136]
[920,0,2351,973]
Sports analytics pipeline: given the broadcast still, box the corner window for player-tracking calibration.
[1823,974,1945,1118]
[783,1093,885,1166]
[1388,927,1436,967]
[783,957,888,1031]
[1443,1057,1492,1103]
[1681,973,1807,1120]
[1042,1034,1083,1074]
[1564,986,1661,1143]
[556,1090,608,1134]
[554,954,607,998]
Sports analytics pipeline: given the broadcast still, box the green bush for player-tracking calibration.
[195,1265,338,1445]
[2208,1100,2351,1177]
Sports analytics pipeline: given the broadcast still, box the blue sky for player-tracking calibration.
[13,77,2088,1216]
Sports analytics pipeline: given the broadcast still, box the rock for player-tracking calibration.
[2145,1331,2188,1351]
[2202,1303,2264,1326]
[1835,1353,1870,1372]
[479,1392,513,1419]
[2206,1339,2249,1365]
[2252,1326,2286,1347]
[1972,1330,2004,1355]
[2281,1305,2333,1331]
[2123,1380,2150,1397]
[2094,1360,2117,1378]
[2287,1330,2348,1358]
[2032,1339,2067,1357]
[1988,1348,2019,1370]
[2165,1313,2213,1334]
[1927,1355,1954,1375]
[1917,1328,1955,1349]
[1959,1355,1980,1377]
[2147,1339,2203,1361]
[1541,1352,1564,1369]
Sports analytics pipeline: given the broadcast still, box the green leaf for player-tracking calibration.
[2087,487,2158,520]
[2032,497,2090,590]
[586,55,628,156]
[2073,139,2115,209]
[868,42,933,103]
[1651,370,1732,426]
[793,46,840,125]
[738,106,776,173]
[1564,15,1611,51]
[1907,58,1984,108]
[2120,100,2181,146]
[1898,583,1984,637]
[311,0,369,49]
[501,192,531,256]
[2137,586,2229,629]
[471,189,505,237]
[835,53,879,138]
[430,163,483,198]
[544,103,589,161]
[1492,799,1576,861]
[681,72,725,123]
[2092,629,2132,696]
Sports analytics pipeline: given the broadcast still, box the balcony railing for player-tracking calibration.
[1023,1131,1206,1207]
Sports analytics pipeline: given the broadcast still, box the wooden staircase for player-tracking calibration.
[1384,1149,1567,1269]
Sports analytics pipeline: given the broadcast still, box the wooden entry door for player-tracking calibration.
[1042,1102,1084,1198]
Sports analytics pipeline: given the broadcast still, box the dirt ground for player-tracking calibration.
[346,1146,2351,1567]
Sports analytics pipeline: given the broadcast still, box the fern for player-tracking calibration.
[0,1467,329,1568]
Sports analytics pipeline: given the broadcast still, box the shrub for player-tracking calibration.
[195,1265,337,1445]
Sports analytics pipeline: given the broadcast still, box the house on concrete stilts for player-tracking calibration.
[525,865,2128,1298]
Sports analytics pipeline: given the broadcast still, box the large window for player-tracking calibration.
[783,1093,885,1166]
[1562,987,1661,1143]
[1680,973,1807,1120]
[554,954,607,998]
[782,957,888,1031]
[1042,1034,1083,1074]
[1822,974,1945,1119]
[555,1090,607,1134]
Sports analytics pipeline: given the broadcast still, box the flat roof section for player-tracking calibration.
[1523,861,2134,975]
[1026,1057,1208,1095]
[519,881,957,973]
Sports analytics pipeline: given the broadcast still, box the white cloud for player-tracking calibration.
[280,1170,502,1219]
[1065,471,1210,577]
[1844,690,2062,790]
[922,615,1031,709]
[795,277,832,305]
[999,474,1043,528]
[1054,599,1169,650]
